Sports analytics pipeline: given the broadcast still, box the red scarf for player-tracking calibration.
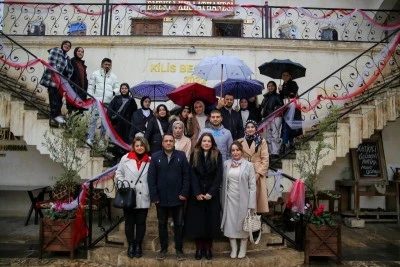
[127,152,150,169]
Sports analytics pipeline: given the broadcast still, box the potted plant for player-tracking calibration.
[292,107,342,264]
[39,112,93,259]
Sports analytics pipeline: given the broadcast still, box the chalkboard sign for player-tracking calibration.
[351,132,388,185]
[357,142,381,177]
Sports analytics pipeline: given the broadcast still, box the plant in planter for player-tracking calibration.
[39,112,95,259]
[291,107,342,264]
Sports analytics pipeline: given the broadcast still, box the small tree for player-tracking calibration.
[294,106,340,208]
[43,112,90,190]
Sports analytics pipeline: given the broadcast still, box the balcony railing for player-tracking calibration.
[0,1,399,42]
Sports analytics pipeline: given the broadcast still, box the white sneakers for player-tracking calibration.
[54,115,66,124]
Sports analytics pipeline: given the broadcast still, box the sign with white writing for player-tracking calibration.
[351,132,388,185]
[146,0,235,14]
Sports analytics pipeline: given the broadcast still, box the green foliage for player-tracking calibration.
[308,211,336,227]
[42,112,90,187]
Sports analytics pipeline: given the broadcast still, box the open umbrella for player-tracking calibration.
[193,55,253,81]
[214,78,264,99]
[130,80,175,107]
[258,59,306,80]
[193,55,253,97]
[167,82,217,107]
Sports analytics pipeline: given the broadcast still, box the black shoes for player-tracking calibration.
[156,248,167,260]
[134,244,143,258]
[204,249,212,260]
[176,249,186,261]
[195,248,203,260]
[127,243,135,258]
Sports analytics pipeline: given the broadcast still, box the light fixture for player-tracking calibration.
[187,46,196,54]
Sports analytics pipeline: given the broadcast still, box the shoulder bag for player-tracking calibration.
[114,162,148,209]
[243,210,262,244]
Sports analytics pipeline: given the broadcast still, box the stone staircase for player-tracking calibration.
[88,206,304,266]
[275,83,400,191]
[0,72,104,180]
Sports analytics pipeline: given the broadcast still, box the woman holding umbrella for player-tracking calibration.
[279,70,303,154]
[144,104,170,155]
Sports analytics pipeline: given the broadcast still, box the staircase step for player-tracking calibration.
[89,246,303,267]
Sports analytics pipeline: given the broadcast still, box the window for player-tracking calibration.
[321,28,338,41]
[68,22,87,36]
[278,24,298,39]
[27,22,45,36]
[212,20,242,37]
[131,19,163,36]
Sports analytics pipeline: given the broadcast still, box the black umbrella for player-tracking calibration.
[258,59,306,80]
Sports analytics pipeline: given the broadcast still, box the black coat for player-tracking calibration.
[107,95,137,143]
[219,108,244,140]
[148,149,190,207]
[70,58,88,100]
[260,92,284,118]
[128,109,153,143]
[280,80,303,137]
[185,151,223,238]
[144,116,170,155]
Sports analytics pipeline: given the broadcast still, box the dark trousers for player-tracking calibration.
[156,205,184,250]
[48,86,63,118]
[195,238,213,249]
[123,208,148,245]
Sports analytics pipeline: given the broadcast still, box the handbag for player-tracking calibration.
[243,210,262,244]
[113,162,147,209]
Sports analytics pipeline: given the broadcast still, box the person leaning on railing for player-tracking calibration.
[40,40,74,125]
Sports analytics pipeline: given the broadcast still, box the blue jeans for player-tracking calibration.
[281,120,294,145]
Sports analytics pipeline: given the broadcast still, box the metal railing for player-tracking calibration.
[0,2,399,42]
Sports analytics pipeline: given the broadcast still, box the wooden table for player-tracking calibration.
[0,185,50,225]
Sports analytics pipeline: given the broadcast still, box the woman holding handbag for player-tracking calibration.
[115,136,151,258]
[221,141,256,259]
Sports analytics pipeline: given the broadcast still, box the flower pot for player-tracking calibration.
[304,224,341,264]
[39,217,85,259]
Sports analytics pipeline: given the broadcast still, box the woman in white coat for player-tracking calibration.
[115,136,151,258]
[221,141,256,259]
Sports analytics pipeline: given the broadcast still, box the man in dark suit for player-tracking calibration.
[216,93,244,140]
[148,134,190,261]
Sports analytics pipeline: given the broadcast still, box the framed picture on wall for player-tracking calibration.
[350,132,388,185]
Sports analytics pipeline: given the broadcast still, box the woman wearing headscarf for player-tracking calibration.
[107,83,138,158]
[144,104,170,155]
[40,40,74,125]
[278,71,303,154]
[260,81,284,158]
[172,120,191,161]
[189,100,209,151]
[239,98,259,128]
[128,96,153,142]
[67,46,88,114]
[237,120,269,214]
[168,105,193,138]
[221,141,256,259]
[185,133,222,260]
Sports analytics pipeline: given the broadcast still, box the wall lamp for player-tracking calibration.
[187,45,196,54]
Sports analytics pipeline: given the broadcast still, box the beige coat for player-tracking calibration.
[237,138,269,213]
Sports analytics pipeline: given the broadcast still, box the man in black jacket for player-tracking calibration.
[148,134,190,261]
[216,93,244,140]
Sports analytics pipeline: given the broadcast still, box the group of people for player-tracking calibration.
[116,133,260,261]
[39,40,303,261]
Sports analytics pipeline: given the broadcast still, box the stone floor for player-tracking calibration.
[0,216,399,266]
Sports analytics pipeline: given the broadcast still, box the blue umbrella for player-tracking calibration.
[130,81,176,107]
[214,78,264,99]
